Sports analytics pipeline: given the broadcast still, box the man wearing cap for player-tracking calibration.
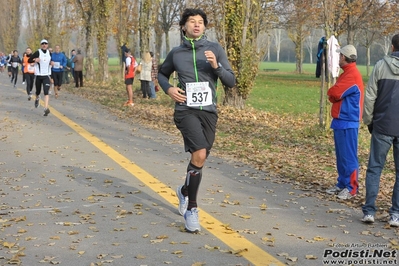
[361,34,399,227]
[28,39,54,116]
[325,44,364,200]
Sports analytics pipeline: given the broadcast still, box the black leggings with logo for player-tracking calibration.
[35,75,51,96]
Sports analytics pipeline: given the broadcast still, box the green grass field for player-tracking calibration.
[105,58,370,116]
[247,62,370,115]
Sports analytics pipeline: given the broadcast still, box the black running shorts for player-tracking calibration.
[52,71,63,86]
[125,78,134,85]
[174,109,218,154]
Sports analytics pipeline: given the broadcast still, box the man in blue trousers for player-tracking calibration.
[326,45,364,200]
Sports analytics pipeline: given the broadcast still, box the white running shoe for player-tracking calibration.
[337,188,353,200]
[326,186,343,195]
[389,216,399,227]
[184,208,200,233]
[176,185,188,216]
[361,214,374,224]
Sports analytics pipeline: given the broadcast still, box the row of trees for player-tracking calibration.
[0,0,398,111]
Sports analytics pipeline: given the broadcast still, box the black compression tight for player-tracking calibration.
[11,67,18,85]
[182,162,203,210]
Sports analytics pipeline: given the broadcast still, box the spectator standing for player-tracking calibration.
[325,45,364,200]
[149,51,158,99]
[123,49,137,107]
[138,51,152,99]
[361,34,399,227]
[121,43,128,65]
[73,49,84,88]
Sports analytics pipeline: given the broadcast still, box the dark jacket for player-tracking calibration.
[363,51,399,136]
[158,35,235,113]
[9,55,22,68]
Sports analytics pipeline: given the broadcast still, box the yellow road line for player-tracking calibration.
[48,105,284,266]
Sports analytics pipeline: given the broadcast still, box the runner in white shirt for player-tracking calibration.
[28,39,54,116]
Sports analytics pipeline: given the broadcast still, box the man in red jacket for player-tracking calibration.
[326,45,364,200]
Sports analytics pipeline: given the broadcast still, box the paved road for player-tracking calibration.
[0,73,398,266]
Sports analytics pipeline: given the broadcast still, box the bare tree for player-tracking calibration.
[152,1,162,64]
[276,0,320,73]
[138,0,154,56]
[257,32,271,62]
[157,0,184,54]
[376,35,394,56]
[74,0,96,80]
[271,29,283,62]
[0,0,21,52]
[95,0,115,82]
[113,0,139,72]
[304,31,316,64]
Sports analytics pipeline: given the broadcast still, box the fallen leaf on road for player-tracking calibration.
[171,250,183,254]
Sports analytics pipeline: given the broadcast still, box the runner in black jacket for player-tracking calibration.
[158,8,235,233]
[9,50,22,88]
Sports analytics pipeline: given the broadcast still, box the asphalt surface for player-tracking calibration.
[0,72,398,266]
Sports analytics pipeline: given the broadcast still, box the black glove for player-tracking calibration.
[367,124,373,134]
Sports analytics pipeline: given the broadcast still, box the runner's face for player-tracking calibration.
[41,43,48,50]
[26,49,32,55]
[184,15,205,39]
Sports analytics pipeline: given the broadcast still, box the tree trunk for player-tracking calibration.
[295,33,303,74]
[267,46,270,62]
[223,86,245,109]
[319,50,326,128]
[164,30,171,54]
[154,31,162,64]
[96,0,111,82]
[84,24,95,80]
[139,0,152,55]
[346,0,355,45]
[75,0,95,81]
[273,29,282,62]
[152,2,162,64]
[366,46,370,76]
[276,49,280,62]
[321,0,332,130]
[97,34,109,82]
